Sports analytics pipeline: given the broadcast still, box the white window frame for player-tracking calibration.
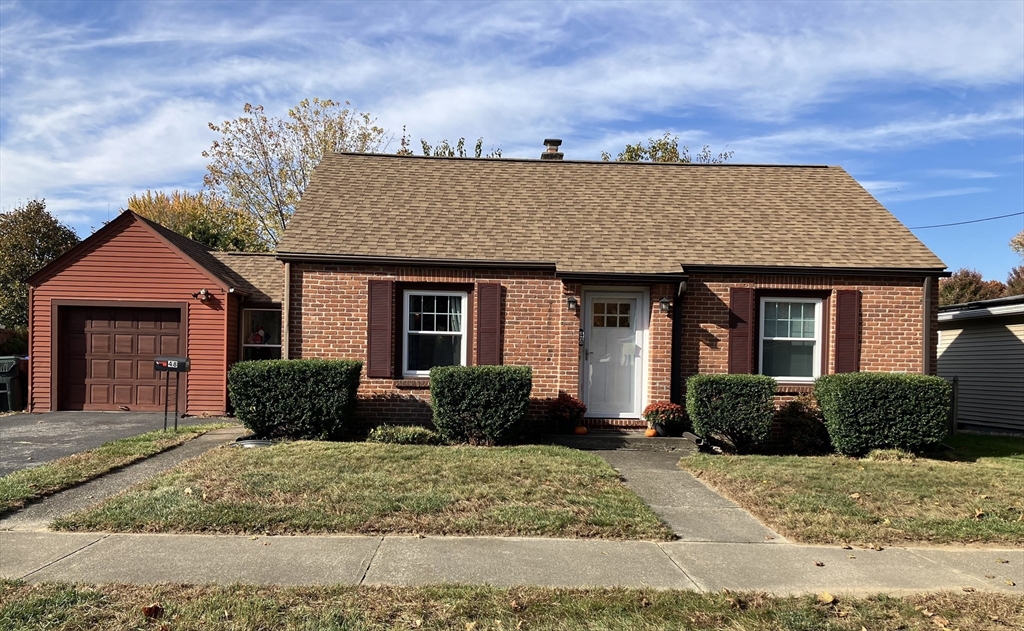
[241,308,283,360]
[402,290,468,377]
[758,297,822,383]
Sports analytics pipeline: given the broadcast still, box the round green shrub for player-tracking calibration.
[814,372,950,456]
[429,365,533,446]
[686,374,776,453]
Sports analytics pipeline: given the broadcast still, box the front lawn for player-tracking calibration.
[680,433,1024,546]
[54,442,672,540]
[0,423,230,516]
[2,581,1020,631]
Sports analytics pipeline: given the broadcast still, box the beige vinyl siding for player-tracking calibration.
[938,321,1024,432]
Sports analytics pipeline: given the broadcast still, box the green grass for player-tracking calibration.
[53,442,672,540]
[0,423,231,515]
[1,581,1020,630]
[680,433,1024,546]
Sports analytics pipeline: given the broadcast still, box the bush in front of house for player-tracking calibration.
[366,424,441,445]
[686,374,776,453]
[430,365,533,446]
[228,359,362,440]
[547,391,587,434]
[643,402,689,435]
[770,395,832,455]
[814,372,951,456]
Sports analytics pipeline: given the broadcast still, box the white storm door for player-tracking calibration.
[583,293,643,418]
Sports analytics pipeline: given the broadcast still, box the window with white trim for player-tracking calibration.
[759,298,822,380]
[402,291,467,377]
[242,309,282,360]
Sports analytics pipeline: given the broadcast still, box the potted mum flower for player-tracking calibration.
[643,402,687,437]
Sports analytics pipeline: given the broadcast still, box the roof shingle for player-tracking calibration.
[279,154,945,273]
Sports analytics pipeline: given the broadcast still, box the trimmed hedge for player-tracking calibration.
[814,373,951,456]
[228,359,362,440]
[367,425,441,445]
[430,365,533,445]
[686,374,776,452]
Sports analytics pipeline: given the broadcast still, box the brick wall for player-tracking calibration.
[289,263,937,432]
[677,273,935,397]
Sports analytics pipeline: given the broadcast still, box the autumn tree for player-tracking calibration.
[0,199,80,327]
[419,137,502,158]
[1006,266,1024,297]
[1010,229,1024,259]
[203,98,387,248]
[602,132,733,163]
[125,190,265,252]
[938,268,1006,306]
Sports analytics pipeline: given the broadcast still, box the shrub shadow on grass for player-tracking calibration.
[927,433,1024,464]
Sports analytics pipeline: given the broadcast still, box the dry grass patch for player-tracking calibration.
[0,423,231,515]
[54,442,672,540]
[1,581,1020,631]
[680,434,1024,546]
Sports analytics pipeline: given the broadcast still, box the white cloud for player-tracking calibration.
[886,187,992,203]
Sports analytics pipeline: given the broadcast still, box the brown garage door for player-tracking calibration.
[59,306,182,411]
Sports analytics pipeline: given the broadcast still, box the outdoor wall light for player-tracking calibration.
[192,288,212,302]
[659,296,672,313]
[566,295,578,311]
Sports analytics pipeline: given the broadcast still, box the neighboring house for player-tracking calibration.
[27,141,947,429]
[938,294,1024,434]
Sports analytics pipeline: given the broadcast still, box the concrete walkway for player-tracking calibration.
[0,426,246,531]
[594,450,784,543]
[2,531,1021,594]
[0,436,1021,594]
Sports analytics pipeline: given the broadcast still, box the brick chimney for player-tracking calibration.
[541,138,563,160]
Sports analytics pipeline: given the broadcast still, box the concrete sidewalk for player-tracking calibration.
[2,531,1021,594]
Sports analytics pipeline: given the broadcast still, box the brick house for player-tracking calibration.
[276,141,946,429]
[27,141,947,429]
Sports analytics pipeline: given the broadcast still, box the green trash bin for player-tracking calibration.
[0,355,23,412]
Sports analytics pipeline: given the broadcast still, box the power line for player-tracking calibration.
[909,212,1024,230]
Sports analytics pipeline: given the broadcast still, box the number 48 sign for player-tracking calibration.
[154,356,191,431]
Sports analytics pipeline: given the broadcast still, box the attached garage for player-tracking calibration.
[27,211,283,415]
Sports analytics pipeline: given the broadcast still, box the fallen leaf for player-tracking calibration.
[510,600,523,612]
[980,494,990,499]
[640,597,651,608]
[996,558,1009,564]
[466,623,477,631]
[841,544,853,550]
[985,574,995,579]
[882,518,891,525]
[250,536,258,540]
[817,592,836,604]
[412,620,422,628]
[815,561,825,567]
[1007,580,1017,586]
[873,544,884,551]
[142,604,164,619]
[974,509,985,519]
[183,488,193,495]
[848,555,856,559]
[931,614,949,628]
[922,609,934,617]
[962,586,975,592]
[849,493,861,500]
[765,536,774,540]
[990,615,1001,621]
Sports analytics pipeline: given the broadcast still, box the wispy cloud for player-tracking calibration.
[922,168,1001,179]
[887,187,992,202]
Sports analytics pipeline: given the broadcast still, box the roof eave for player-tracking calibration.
[680,264,950,278]
[275,252,558,270]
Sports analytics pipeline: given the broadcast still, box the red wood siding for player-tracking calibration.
[225,293,240,410]
[29,217,229,414]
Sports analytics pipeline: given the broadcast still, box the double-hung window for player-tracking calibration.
[402,291,467,377]
[759,298,822,381]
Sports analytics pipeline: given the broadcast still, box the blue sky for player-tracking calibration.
[1,1,1022,280]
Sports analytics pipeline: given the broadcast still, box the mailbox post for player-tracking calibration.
[155,356,190,431]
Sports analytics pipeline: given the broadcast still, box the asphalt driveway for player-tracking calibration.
[0,411,205,477]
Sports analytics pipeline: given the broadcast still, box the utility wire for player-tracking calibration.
[909,211,1024,230]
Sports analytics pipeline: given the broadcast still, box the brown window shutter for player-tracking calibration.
[366,280,395,378]
[834,289,861,373]
[728,287,755,374]
[476,283,502,365]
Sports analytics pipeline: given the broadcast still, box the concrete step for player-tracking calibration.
[543,433,699,453]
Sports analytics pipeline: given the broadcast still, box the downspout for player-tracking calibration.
[282,261,290,359]
[922,276,933,375]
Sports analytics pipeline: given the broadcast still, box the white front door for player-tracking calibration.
[583,292,645,418]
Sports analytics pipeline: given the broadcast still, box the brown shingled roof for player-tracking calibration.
[278,153,945,274]
[210,252,284,303]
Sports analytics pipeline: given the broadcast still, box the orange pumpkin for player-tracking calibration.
[645,428,658,437]
[574,425,588,435]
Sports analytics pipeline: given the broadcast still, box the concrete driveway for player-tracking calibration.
[0,411,202,477]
